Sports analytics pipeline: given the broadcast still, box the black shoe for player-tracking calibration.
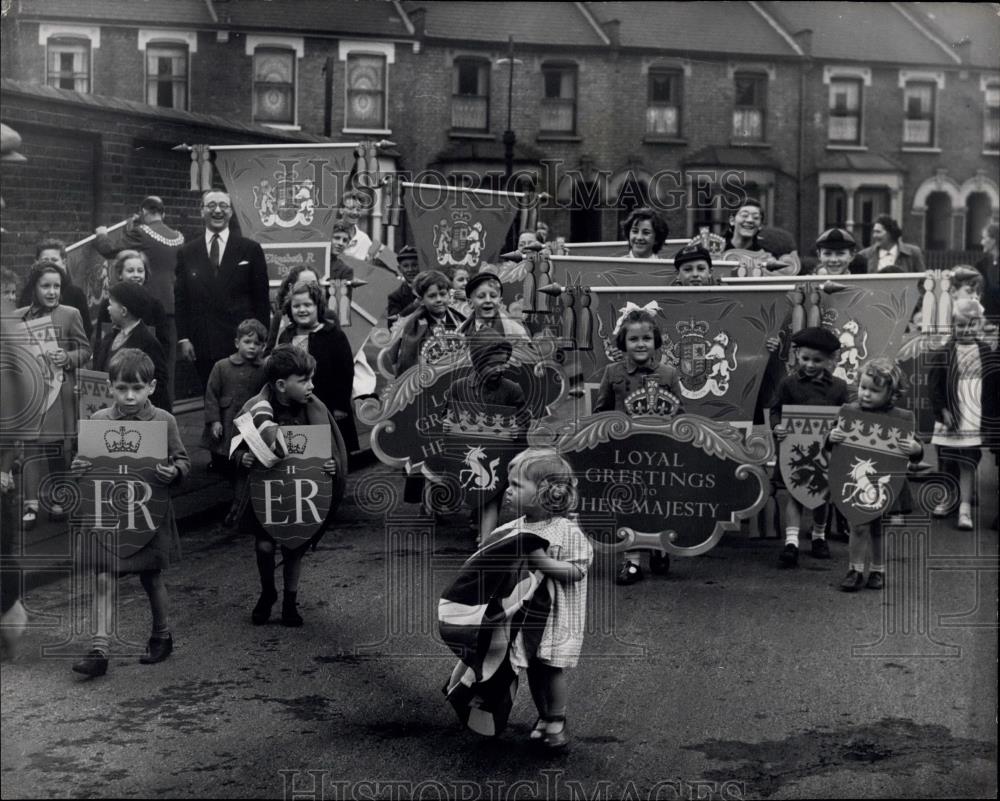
[840,569,865,592]
[810,539,831,559]
[71,649,108,677]
[252,588,278,625]
[865,571,885,590]
[779,543,799,567]
[615,560,643,586]
[139,634,173,664]
[649,552,671,575]
[281,593,303,627]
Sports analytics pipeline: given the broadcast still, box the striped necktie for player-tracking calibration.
[209,234,220,269]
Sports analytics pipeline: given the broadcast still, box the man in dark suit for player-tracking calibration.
[175,190,270,389]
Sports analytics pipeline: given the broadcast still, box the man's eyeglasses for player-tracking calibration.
[203,202,232,211]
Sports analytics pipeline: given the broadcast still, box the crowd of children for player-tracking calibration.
[1,199,998,755]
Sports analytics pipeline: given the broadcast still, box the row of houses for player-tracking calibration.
[1,0,998,263]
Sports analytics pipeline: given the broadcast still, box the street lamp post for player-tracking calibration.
[497,36,522,251]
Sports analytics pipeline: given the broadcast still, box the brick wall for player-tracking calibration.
[0,87,311,275]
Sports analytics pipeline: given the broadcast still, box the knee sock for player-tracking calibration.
[870,563,885,574]
[785,527,799,547]
[256,549,276,595]
[811,524,826,541]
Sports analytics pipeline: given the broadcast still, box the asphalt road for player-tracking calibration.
[1,464,997,800]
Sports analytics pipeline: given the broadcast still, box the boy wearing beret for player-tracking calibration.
[772,326,849,567]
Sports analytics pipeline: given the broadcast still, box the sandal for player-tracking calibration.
[22,507,38,530]
[957,512,974,531]
[529,717,547,741]
[541,717,570,750]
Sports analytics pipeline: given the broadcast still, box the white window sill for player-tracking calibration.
[901,146,941,153]
[343,128,392,136]
[826,144,867,151]
[259,122,301,131]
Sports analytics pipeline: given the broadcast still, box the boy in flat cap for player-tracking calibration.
[386,245,421,323]
[771,326,849,567]
[814,228,858,276]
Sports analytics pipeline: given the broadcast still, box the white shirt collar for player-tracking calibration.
[205,227,230,248]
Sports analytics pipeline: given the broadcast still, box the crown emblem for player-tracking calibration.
[451,209,472,224]
[842,418,903,452]
[419,332,468,366]
[694,227,727,257]
[285,432,308,455]
[104,426,142,454]
[623,377,682,418]
[676,318,710,337]
[442,408,519,440]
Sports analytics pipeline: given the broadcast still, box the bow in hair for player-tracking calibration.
[614,301,661,333]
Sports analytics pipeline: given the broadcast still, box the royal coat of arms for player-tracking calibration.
[434,211,485,269]
[829,408,914,526]
[664,319,739,399]
[824,316,868,386]
[252,172,316,229]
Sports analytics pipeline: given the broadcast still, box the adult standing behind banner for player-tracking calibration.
[975,223,999,319]
[175,190,270,390]
[94,195,184,403]
[722,201,798,274]
[338,190,375,262]
[856,215,925,274]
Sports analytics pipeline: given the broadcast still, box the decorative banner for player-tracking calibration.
[23,315,63,414]
[361,338,563,482]
[249,425,333,549]
[540,414,771,556]
[337,254,406,356]
[66,219,129,327]
[547,255,745,289]
[214,146,357,244]
[724,275,923,393]
[896,333,939,438]
[829,407,914,526]
[75,420,169,558]
[262,243,331,286]
[424,402,527,510]
[722,248,800,277]
[403,182,519,272]
[76,368,112,420]
[778,405,840,509]
[569,285,794,422]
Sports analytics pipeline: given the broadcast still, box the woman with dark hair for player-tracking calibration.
[14,260,91,527]
[858,215,926,273]
[275,280,358,454]
[622,208,669,259]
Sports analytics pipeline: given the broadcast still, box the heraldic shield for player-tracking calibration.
[829,408,914,526]
[778,405,840,510]
[424,402,528,511]
[75,421,170,559]
[250,425,334,549]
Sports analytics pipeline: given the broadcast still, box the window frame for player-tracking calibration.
[983,78,1000,154]
[45,36,92,93]
[338,41,395,135]
[732,71,767,143]
[827,77,863,146]
[451,56,490,133]
[144,41,190,110]
[251,46,297,126]
[902,80,937,148]
[540,61,578,135]
[646,67,683,138]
